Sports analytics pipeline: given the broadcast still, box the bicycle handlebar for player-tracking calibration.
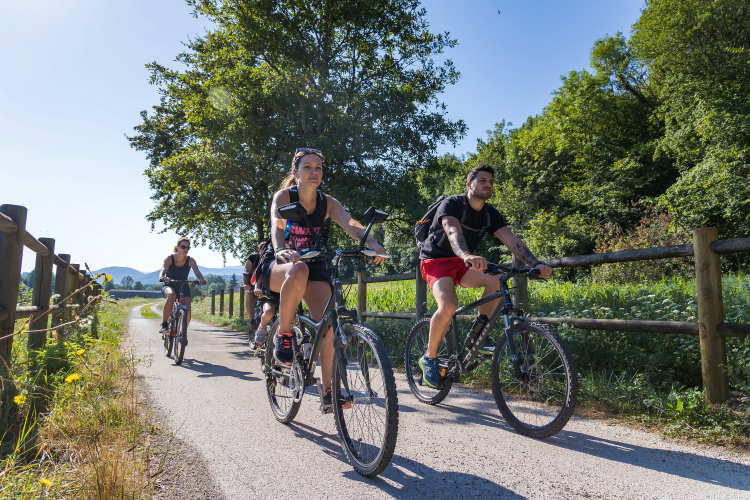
[159,278,201,285]
[483,262,542,279]
[296,248,392,261]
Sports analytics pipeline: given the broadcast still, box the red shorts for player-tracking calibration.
[420,257,469,288]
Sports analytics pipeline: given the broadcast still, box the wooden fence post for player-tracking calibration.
[0,205,27,363]
[512,256,529,313]
[211,289,216,315]
[239,288,245,319]
[229,287,234,317]
[52,254,70,330]
[693,227,730,403]
[415,267,427,319]
[65,264,80,329]
[357,272,367,322]
[220,289,225,315]
[29,237,55,350]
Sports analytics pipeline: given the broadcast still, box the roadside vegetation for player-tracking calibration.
[0,297,168,499]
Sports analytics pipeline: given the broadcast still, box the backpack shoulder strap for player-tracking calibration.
[289,186,299,203]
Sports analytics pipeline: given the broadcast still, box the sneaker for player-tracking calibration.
[246,322,255,337]
[273,329,294,365]
[418,355,444,390]
[182,333,188,347]
[478,336,495,354]
[322,388,351,413]
[255,325,267,346]
[159,322,168,333]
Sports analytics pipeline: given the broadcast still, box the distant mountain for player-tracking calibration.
[94,265,246,285]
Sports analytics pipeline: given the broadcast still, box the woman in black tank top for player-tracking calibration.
[264,149,388,399]
[158,237,207,333]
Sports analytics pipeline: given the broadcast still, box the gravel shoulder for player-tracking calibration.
[127,304,750,500]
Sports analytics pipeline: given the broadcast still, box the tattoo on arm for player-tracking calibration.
[512,242,539,266]
[447,228,471,259]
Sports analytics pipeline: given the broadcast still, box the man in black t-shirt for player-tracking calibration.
[418,165,552,390]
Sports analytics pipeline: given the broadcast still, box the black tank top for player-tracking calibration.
[285,186,328,250]
[166,255,191,281]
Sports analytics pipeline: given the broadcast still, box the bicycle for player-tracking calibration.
[160,279,199,365]
[261,204,399,477]
[404,263,578,438]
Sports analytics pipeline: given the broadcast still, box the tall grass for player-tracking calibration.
[0,297,169,498]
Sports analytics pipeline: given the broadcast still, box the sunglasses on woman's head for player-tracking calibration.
[295,148,324,161]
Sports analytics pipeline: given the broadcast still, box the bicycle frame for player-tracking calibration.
[446,268,531,376]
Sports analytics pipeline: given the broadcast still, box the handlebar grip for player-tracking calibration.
[361,249,391,259]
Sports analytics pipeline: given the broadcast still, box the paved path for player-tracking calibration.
[129,304,750,499]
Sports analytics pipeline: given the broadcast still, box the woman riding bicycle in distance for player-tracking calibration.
[159,237,207,337]
[261,148,388,407]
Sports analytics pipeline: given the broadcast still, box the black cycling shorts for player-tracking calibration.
[162,283,192,298]
[260,259,331,292]
[257,289,281,309]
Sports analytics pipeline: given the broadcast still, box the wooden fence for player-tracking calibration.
[0,204,102,362]
[347,227,750,404]
[209,287,246,319]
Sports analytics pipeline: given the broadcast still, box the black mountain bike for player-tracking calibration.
[261,204,399,477]
[405,263,578,438]
[160,279,198,365]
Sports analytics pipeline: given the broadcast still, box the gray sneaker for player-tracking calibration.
[255,326,267,345]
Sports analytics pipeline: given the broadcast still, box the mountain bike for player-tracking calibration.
[261,204,399,477]
[405,263,578,438]
[160,279,198,365]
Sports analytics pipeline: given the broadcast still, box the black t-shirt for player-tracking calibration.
[245,253,259,268]
[419,195,507,260]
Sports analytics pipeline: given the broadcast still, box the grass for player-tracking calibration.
[140,304,161,320]
[0,297,172,498]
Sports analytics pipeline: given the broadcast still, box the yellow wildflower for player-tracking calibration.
[13,395,26,405]
[65,373,80,384]
[52,330,58,340]
[39,478,52,487]
[105,274,112,282]
[76,349,85,356]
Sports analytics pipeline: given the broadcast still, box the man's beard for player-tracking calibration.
[473,189,493,201]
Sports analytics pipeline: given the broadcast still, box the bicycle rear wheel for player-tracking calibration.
[332,324,398,477]
[404,318,453,404]
[491,321,577,438]
[264,319,302,424]
[172,310,186,365]
[163,319,173,358]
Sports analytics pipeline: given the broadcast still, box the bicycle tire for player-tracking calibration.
[332,324,399,477]
[404,318,453,405]
[172,309,186,365]
[163,318,173,358]
[264,319,302,424]
[491,321,577,438]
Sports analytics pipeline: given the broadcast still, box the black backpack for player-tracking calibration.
[415,195,491,250]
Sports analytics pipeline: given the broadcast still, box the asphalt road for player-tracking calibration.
[129,304,750,499]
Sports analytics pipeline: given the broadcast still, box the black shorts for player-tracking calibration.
[260,259,332,292]
[162,283,192,298]
[257,289,280,309]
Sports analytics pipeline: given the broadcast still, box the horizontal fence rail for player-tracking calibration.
[351,229,748,404]
[0,204,102,359]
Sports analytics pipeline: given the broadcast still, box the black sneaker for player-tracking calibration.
[322,388,351,413]
[478,336,495,354]
[273,330,294,365]
[159,322,168,333]
[182,334,188,347]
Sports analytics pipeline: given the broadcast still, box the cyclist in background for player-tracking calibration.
[252,282,279,346]
[159,237,207,339]
[418,165,552,390]
[258,148,388,408]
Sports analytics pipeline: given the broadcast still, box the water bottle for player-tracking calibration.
[464,314,489,348]
[301,336,312,360]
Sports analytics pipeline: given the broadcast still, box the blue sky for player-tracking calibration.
[1,0,642,273]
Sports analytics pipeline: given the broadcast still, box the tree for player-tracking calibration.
[129,0,466,259]
[229,273,238,288]
[133,281,144,290]
[121,276,135,289]
[103,281,115,292]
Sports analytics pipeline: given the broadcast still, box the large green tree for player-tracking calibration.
[129,0,466,259]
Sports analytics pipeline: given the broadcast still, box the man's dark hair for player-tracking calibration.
[466,165,495,184]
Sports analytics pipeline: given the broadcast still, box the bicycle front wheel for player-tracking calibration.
[332,324,398,477]
[264,319,302,424]
[404,318,453,404]
[172,310,186,365]
[491,321,577,438]
[163,322,173,358]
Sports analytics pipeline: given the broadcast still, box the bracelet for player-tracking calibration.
[275,247,287,254]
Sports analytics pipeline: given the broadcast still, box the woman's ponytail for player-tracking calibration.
[279,174,296,189]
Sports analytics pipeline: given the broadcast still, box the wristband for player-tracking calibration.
[275,247,287,254]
